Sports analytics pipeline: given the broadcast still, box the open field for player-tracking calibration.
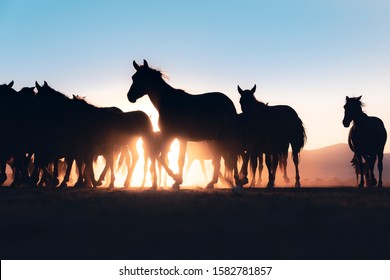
[1,186,390,260]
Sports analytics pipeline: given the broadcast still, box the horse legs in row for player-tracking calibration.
[157,138,179,188]
[124,141,139,188]
[142,135,157,189]
[250,152,263,187]
[206,141,219,189]
[265,154,279,188]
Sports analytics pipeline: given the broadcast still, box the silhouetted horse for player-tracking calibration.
[0,81,18,185]
[343,96,387,187]
[0,82,36,186]
[127,60,240,189]
[70,95,157,188]
[238,85,306,188]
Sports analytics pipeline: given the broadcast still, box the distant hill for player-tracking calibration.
[277,143,390,186]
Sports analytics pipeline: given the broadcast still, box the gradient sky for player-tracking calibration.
[1,0,389,151]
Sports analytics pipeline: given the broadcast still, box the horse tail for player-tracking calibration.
[291,116,306,153]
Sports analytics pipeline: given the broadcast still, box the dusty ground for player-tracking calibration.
[1,186,390,260]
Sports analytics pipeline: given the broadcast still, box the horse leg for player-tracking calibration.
[157,138,178,187]
[52,160,60,187]
[84,155,99,188]
[239,151,250,185]
[377,152,384,187]
[143,136,157,189]
[175,139,187,187]
[97,161,109,186]
[121,146,132,188]
[256,153,264,187]
[128,142,140,188]
[206,141,222,189]
[74,159,85,187]
[60,158,73,187]
[106,150,115,189]
[250,153,258,187]
[141,145,149,188]
[355,154,365,188]
[272,153,279,186]
[292,150,301,188]
[265,154,274,188]
[281,151,290,184]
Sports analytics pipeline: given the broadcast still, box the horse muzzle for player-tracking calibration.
[342,119,351,128]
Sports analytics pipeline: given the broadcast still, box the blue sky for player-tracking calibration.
[1,0,389,151]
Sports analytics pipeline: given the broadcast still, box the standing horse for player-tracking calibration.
[238,85,306,188]
[343,96,387,187]
[127,60,240,189]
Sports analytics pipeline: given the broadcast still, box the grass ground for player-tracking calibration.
[1,186,390,259]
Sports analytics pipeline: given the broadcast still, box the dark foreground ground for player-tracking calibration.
[1,186,390,260]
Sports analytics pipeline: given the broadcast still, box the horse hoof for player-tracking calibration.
[241,177,249,185]
[108,184,115,189]
[294,182,301,188]
[206,183,214,189]
[172,174,183,185]
[266,182,274,188]
[377,182,383,188]
[123,181,130,188]
[172,182,180,190]
[151,184,157,190]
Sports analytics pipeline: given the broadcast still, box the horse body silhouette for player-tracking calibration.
[127,60,240,189]
[343,96,387,187]
[33,82,156,188]
[0,82,37,186]
[238,85,306,188]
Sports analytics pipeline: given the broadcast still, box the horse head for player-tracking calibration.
[0,80,17,96]
[237,84,257,113]
[127,59,161,103]
[18,86,36,100]
[343,96,363,127]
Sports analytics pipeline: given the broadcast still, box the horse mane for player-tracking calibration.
[145,66,188,95]
[72,94,100,109]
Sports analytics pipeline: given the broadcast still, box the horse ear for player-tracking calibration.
[251,84,256,94]
[346,96,350,101]
[8,80,14,88]
[133,60,140,70]
[143,59,149,68]
[43,81,48,87]
[35,81,41,89]
[237,85,244,95]
[357,95,362,101]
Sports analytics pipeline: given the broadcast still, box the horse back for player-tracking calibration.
[159,91,237,140]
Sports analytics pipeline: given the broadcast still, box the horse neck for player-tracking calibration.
[148,78,178,112]
[352,110,367,125]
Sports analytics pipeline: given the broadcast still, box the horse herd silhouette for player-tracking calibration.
[0,59,387,191]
